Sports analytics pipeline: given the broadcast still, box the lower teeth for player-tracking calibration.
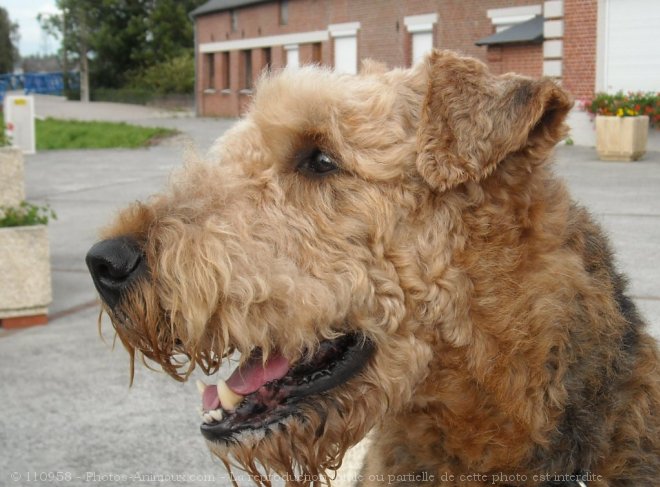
[201,408,224,424]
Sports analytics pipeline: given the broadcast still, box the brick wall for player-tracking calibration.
[195,0,546,116]
[436,0,540,60]
[487,43,543,78]
[562,0,597,101]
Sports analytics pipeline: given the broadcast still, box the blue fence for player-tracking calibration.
[0,72,80,104]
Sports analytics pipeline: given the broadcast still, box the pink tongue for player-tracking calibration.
[202,385,220,411]
[226,354,290,395]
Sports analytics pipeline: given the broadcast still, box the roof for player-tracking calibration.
[190,0,270,18]
[475,15,544,46]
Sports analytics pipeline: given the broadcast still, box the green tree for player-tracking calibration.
[38,0,98,101]
[0,7,20,73]
[95,0,205,88]
[39,0,205,92]
[142,0,200,65]
[88,1,151,89]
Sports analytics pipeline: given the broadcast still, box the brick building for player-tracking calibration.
[191,0,660,118]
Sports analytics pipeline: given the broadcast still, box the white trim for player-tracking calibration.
[328,22,360,37]
[595,0,608,92]
[543,39,563,58]
[404,13,438,26]
[544,19,564,38]
[200,30,328,53]
[404,13,438,32]
[330,30,359,38]
[283,43,299,51]
[543,0,563,19]
[491,14,537,27]
[487,5,542,20]
[407,23,435,33]
[543,59,562,77]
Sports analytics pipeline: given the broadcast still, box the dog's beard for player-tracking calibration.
[100,279,427,487]
[195,334,378,486]
[208,384,381,487]
[105,294,383,486]
[100,279,227,384]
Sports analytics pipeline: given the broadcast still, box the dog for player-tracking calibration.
[86,50,660,486]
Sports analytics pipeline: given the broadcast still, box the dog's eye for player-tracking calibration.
[298,151,339,177]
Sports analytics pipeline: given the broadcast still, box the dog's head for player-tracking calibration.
[86,50,571,484]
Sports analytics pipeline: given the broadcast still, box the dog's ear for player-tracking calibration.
[415,50,573,192]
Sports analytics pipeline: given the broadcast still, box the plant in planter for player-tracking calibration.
[0,120,10,147]
[0,201,57,329]
[585,91,659,161]
[1,118,25,207]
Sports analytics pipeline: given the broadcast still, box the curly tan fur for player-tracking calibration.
[94,50,660,486]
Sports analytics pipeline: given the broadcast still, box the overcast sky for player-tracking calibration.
[2,0,60,56]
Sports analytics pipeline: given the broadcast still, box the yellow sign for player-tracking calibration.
[13,98,27,106]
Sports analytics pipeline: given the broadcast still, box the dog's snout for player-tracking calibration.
[86,237,144,308]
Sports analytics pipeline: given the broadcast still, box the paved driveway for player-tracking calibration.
[1,112,659,486]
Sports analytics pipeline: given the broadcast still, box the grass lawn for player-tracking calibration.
[1,113,176,150]
[35,118,177,150]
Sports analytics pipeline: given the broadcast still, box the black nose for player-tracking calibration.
[86,237,144,309]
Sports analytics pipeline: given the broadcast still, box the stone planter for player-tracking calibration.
[0,147,25,207]
[0,225,52,328]
[595,115,649,161]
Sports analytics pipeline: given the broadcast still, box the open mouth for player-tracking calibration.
[198,333,374,442]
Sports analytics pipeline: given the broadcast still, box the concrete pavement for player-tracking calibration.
[1,119,238,487]
[1,109,659,486]
[27,93,191,122]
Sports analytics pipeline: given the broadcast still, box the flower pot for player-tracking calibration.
[595,115,649,161]
[0,225,52,328]
[0,147,25,207]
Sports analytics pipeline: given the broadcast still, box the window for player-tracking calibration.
[404,14,438,66]
[311,43,322,64]
[262,47,272,72]
[333,36,357,74]
[411,31,433,65]
[285,45,299,69]
[205,53,215,89]
[329,23,360,74]
[231,10,238,32]
[279,0,288,25]
[243,50,252,89]
[222,51,230,90]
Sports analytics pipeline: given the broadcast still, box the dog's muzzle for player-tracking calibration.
[86,237,145,309]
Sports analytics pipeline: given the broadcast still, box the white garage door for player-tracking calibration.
[334,35,357,74]
[600,0,660,92]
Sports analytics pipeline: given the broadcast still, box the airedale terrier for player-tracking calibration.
[87,50,660,486]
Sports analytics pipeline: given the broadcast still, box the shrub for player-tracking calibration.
[0,114,10,147]
[0,201,57,227]
[129,52,195,95]
[91,88,156,105]
[584,91,660,128]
